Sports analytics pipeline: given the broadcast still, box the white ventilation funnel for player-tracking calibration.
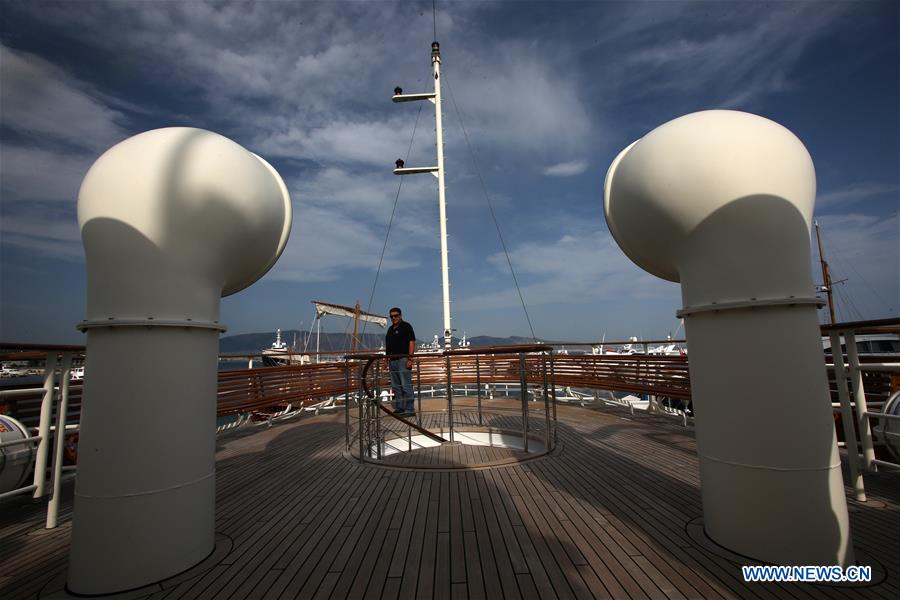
[604,110,853,566]
[69,128,292,594]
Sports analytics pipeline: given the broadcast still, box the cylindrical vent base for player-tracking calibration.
[685,304,853,566]
[68,327,218,594]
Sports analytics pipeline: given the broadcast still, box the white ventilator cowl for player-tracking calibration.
[604,110,853,566]
[69,128,292,594]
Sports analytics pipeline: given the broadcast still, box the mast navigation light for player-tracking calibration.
[395,158,405,169]
[394,86,403,96]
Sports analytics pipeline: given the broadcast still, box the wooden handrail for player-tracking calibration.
[214,351,694,418]
[5,333,895,422]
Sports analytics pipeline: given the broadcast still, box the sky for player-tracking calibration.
[1,0,898,345]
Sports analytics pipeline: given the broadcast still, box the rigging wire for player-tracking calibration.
[442,71,538,342]
[341,312,354,351]
[821,226,894,316]
[843,286,866,322]
[361,105,425,341]
[832,284,846,323]
[302,308,317,353]
[837,286,855,322]
[834,281,864,322]
[844,260,894,315]
[818,224,894,319]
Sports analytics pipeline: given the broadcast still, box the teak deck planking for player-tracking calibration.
[1,400,898,600]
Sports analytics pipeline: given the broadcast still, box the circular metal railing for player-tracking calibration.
[347,345,557,465]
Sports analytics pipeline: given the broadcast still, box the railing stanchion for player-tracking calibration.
[542,351,550,452]
[375,360,383,459]
[344,361,351,451]
[416,359,422,421]
[33,351,60,498]
[358,364,365,463]
[549,350,558,446]
[519,353,529,453]
[47,351,73,528]
[446,355,454,443]
[846,331,877,471]
[476,356,482,426]
[829,331,865,500]
[378,417,383,459]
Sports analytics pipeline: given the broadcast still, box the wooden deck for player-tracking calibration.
[379,442,532,469]
[2,401,898,599]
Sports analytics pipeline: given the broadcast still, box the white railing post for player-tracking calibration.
[47,351,74,528]
[845,331,877,472]
[829,332,865,501]
[33,351,60,498]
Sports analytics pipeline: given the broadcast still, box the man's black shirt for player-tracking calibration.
[386,321,416,357]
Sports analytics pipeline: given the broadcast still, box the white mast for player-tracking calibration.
[393,42,452,349]
[316,316,321,362]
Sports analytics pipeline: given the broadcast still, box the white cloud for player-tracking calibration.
[0,45,127,264]
[2,3,596,170]
[267,204,416,283]
[0,45,128,152]
[0,209,83,262]
[442,45,593,160]
[816,183,900,211]
[603,3,852,109]
[257,118,415,167]
[542,160,588,177]
[288,166,437,237]
[0,143,93,203]
[458,228,678,311]
[265,166,441,282]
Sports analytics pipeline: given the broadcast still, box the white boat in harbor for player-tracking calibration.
[69,366,84,381]
[260,328,309,367]
[823,333,900,357]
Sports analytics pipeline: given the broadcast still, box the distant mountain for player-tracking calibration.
[219,331,542,354]
[468,335,542,347]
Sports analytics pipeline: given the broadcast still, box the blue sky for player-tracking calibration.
[1,1,897,345]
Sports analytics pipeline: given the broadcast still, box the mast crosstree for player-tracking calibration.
[393,42,452,350]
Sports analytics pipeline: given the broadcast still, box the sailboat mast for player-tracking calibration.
[316,316,321,363]
[352,301,361,354]
[432,43,452,349]
[815,220,837,324]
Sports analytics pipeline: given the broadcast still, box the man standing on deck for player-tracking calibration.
[385,307,416,416]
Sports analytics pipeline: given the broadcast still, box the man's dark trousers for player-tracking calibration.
[389,359,415,413]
